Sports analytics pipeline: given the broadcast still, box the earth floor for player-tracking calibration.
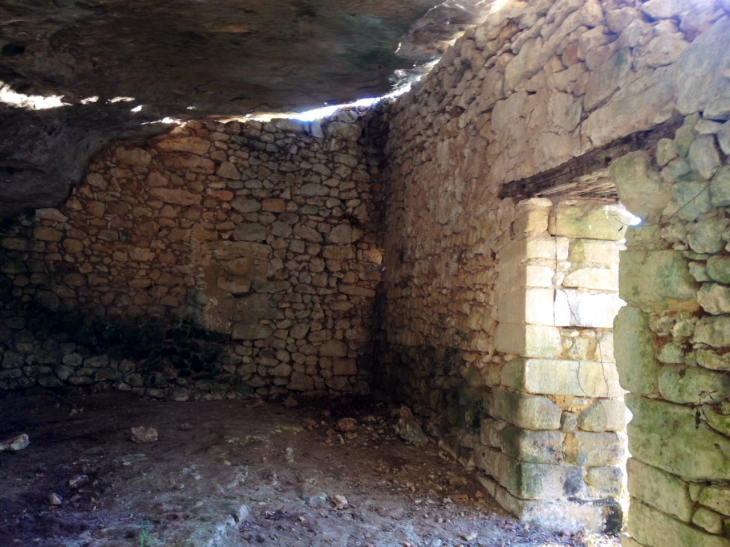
[0,391,621,547]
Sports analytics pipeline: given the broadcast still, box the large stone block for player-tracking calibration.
[628,500,730,547]
[500,424,565,465]
[614,307,658,394]
[501,358,622,398]
[555,290,624,328]
[564,432,626,467]
[494,324,562,359]
[693,316,730,347]
[497,235,568,265]
[627,458,693,522]
[699,485,730,516]
[490,388,562,430]
[577,399,626,432]
[619,250,699,310]
[494,483,621,534]
[569,239,620,266]
[659,365,730,404]
[562,268,618,291]
[548,203,629,241]
[674,16,730,116]
[487,450,585,501]
[627,394,730,480]
[609,151,672,222]
[498,288,556,326]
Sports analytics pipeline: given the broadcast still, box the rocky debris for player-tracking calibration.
[335,418,358,433]
[181,422,194,431]
[68,475,89,489]
[330,494,349,510]
[395,407,428,446]
[283,396,299,408]
[130,426,158,444]
[0,433,29,452]
[48,493,62,506]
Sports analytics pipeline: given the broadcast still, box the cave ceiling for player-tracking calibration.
[0,0,488,218]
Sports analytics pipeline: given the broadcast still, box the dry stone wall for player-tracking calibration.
[614,115,730,547]
[378,0,730,535]
[0,110,385,401]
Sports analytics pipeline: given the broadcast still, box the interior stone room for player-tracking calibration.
[1,0,730,546]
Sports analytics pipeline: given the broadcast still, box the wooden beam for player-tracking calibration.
[499,116,684,200]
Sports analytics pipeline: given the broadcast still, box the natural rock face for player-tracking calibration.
[0,110,383,400]
[0,0,481,218]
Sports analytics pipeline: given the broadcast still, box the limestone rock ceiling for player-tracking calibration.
[0,0,488,218]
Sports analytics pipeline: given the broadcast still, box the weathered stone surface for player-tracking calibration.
[154,137,210,155]
[494,324,562,359]
[548,203,628,241]
[614,307,658,395]
[499,425,564,465]
[564,432,625,467]
[627,394,730,480]
[231,323,273,340]
[490,388,562,431]
[694,316,730,347]
[627,458,693,522]
[674,16,730,116]
[659,365,730,404]
[577,400,626,432]
[149,188,201,206]
[610,150,676,222]
[699,485,730,516]
[689,135,721,180]
[619,250,699,310]
[629,501,730,547]
[501,359,621,398]
[697,283,730,314]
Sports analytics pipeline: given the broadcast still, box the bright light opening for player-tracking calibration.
[0,86,69,110]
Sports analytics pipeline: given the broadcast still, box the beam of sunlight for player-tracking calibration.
[0,85,69,110]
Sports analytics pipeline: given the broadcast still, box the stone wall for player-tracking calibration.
[378,0,730,535]
[0,110,386,400]
[614,115,730,546]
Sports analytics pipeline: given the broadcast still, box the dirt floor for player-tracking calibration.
[0,391,621,547]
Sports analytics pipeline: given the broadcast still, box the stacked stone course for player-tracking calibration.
[614,114,730,547]
[377,0,730,535]
[0,110,385,400]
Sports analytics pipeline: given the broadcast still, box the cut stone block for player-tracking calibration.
[494,482,622,534]
[627,394,730,481]
[562,268,618,291]
[577,399,627,432]
[568,239,620,266]
[485,449,585,501]
[564,431,626,467]
[497,235,568,265]
[627,458,693,522]
[501,359,622,398]
[498,288,556,326]
[614,307,658,395]
[490,388,562,430]
[585,466,624,498]
[499,424,565,464]
[555,290,624,328]
[548,203,629,241]
[629,501,730,547]
[494,323,562,359]
[619,250,699,310]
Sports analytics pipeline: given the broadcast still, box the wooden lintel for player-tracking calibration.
[499,116,684,200]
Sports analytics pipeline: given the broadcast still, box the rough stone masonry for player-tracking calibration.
[0,110,385,401]
[1,0,730,542]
